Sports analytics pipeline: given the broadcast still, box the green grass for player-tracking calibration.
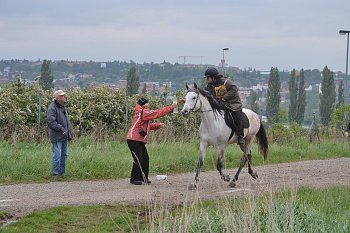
[145,186,350,232]
[295,186,350,226]
[0,137,349,184]
[2,187,349,232]
[1,205,145,233]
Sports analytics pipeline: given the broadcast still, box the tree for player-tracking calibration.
[288,69,297,123]
[126,67,139,96]
[141,83,147,95]
[151,84,158,97]
[162,84,169,104]
[249,90,259,113]
[319,66,336,126]
[288,69,306,125]
[296,69,306,124]
[39,60,53,90]
[337,79,344,109]
[266,67,281,123]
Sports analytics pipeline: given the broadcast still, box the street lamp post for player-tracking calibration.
[221,48,229,75]
[339,30,350,104]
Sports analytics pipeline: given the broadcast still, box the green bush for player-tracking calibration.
[269,123,293,144]
[0,83,200,142]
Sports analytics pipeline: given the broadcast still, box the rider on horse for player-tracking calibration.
[203,67,245,145]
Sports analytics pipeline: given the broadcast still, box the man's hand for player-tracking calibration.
[159,123,165,128]
[171,103,177,108]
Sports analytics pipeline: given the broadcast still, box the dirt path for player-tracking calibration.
[1,158,350,221]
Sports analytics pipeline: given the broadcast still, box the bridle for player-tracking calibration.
[188,90,213,113]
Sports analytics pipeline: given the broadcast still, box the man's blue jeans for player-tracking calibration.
[52,140,68,176]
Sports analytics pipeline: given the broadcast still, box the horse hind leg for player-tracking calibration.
[248,151,258,179]
[229,140,251,188]
[229,154,247,187]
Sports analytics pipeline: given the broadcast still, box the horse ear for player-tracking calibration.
[194,82,198,89]
[185,83,189,90]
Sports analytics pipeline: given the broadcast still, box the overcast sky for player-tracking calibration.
[0,0,349,71]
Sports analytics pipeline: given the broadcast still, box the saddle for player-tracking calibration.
[224,110,249,141]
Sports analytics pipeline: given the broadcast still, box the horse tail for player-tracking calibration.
[256,122,268,160]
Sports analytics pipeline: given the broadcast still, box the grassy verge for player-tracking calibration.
[146,186,350,232]
[0,137,349,184]
[1,205,145,233]
[2,187,349,232]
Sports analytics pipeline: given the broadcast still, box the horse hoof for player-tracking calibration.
[251,172,258,179]
[188,183,197,190]
[222,174,230,182]
[228,181,236,188]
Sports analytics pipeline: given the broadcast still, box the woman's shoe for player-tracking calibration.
[130,181,142,185]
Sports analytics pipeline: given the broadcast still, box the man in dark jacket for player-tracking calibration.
[204,67,245,145]
[47,90,73,177]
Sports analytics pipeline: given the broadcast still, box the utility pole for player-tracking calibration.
[339,30,350,103]
[221,48,229,75]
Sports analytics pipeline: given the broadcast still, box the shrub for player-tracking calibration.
[0,84,200,142]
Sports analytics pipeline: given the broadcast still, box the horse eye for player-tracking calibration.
[192,97,196,100]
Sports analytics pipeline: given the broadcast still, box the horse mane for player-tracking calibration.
[196,88,229,114]
[188,87,236,140]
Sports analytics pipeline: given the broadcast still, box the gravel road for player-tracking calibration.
[1,157,349,223]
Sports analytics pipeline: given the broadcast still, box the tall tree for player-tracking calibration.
[162,84,169,104]
[249,90,259,114]
[151,84,158,97]
[319,66,336,126]
[141,83,147,95]
[296,69,306,124]
[126,67,140,96]
[288,69,297,123]
[336,79,344,109]
[266,67,281,123]
[39,60,53,90]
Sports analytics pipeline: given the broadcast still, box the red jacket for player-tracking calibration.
[127,104,174,143]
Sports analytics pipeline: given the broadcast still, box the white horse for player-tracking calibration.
[181,83,268,190]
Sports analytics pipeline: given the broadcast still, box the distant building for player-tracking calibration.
[0,78,9,83]
[3,67,11,73]
[162,81,172,88]
[118,80,127,88]
[100,63,106,69]
[305,85,312,91]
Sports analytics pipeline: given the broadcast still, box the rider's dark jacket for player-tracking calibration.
[206,77,242,111]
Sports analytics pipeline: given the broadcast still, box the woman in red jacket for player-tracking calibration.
[127,98,177,185]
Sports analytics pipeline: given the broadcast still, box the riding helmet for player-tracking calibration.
[204,67,219,78]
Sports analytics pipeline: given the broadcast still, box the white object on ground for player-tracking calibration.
[156,175,167,180]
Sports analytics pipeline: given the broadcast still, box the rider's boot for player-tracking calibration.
[232,110,245,145]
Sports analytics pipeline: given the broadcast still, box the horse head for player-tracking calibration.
[181,83,200,117]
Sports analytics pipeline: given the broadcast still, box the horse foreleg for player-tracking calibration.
[248,151,258,179]
[217,146,230,182]
[188,141,207,190]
